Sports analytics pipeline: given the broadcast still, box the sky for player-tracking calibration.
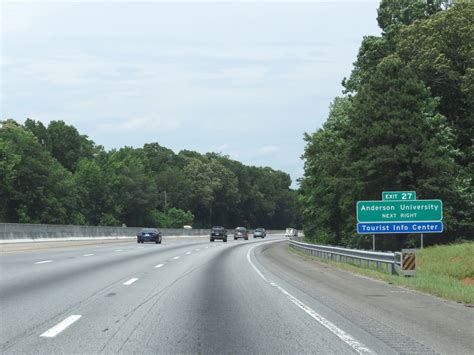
[1,0,381,187]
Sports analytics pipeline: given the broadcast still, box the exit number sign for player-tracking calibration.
[382,191,416,201]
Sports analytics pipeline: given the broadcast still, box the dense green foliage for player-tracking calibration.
[0,119,300,229]
[301,1,473,250]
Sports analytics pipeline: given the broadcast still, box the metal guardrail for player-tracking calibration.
[289,239,398,275]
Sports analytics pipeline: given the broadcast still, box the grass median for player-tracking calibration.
[289,242,474,305]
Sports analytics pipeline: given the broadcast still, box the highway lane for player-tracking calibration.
[0,237,215,351]
[1,237,472,354]
[0,237,209,286]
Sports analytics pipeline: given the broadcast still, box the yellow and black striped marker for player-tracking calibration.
[401,249,416,276]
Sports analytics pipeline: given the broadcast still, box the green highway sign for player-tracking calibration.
[382,191,416,201]
[357,200,442,223]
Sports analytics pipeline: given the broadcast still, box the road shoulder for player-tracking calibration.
[254,241,474,355]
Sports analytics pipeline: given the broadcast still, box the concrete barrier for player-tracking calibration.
[0,223,285,243]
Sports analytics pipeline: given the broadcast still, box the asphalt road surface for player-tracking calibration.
[1,236,472,354]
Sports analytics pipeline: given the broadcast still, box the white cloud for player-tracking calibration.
[257,145,279,157]
[98,116,181,132]
[1,3,56,34]
[216,144,230,152]
[7,54,122,86]
[151,44,323,63]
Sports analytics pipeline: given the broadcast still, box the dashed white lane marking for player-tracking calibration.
[114,249,123,252]
[173,256,180,260]
[205,246,209,249]
[195,248,200,251]
[185,251,192,255]
[123,278,138,285]
[155,264,164,268]
[35,260,53,264]
[137,246,144,249]
[247,243,375,355]
[40,315,82,338]
[83,254,94,257]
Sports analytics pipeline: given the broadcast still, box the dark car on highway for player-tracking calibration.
[137,228,162,244]
[234,227,248,240]
[253,228,266,238]
[210,226,227,242]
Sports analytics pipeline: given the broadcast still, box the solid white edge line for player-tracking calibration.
[123,278,138,285]
[155,264,164,268]
[40,315,82,338]
[35,260,53,264]
[246,242,375,355]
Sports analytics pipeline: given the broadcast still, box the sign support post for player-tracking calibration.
[372,234,375,251]
[421,233,424,249]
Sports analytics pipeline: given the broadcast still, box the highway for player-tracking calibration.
[1,236,472,354]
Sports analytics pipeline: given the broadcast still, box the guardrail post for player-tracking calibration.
[388,263,394,275]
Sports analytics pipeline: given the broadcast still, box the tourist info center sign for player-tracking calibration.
[357,192,443,234]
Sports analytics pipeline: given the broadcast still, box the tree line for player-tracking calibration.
[0,119,302,229]
[300,0,473,250]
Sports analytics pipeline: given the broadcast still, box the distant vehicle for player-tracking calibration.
[234,227,248,240]
[253,228,266,238]
[285,228,298,238]
[210,226,227,242]
[137,228,162,244]
[183,225,193,229]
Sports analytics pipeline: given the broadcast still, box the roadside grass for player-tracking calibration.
[288,242,474,305]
